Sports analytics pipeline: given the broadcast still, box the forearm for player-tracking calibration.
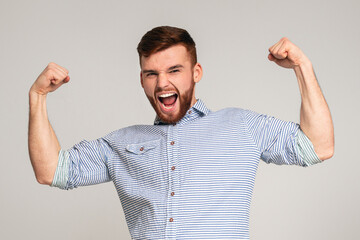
[294,61,334,160]
[28,91,60,185]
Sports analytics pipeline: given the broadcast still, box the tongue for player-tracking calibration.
[162,95,177,106]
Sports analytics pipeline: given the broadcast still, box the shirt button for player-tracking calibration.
[171,192,175,196]
[188,110,192,114]
[139,147,144,151]
[171,166,176,171]
[169,218,174,222]
[170,141,175,145]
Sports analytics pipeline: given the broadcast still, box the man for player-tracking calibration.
[28,26,334,239]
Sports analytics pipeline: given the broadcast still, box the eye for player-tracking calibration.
[146,72,157,77]
[169,69,180,73]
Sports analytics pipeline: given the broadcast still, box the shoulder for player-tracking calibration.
[102,124,166,144]
[209,107,258,120]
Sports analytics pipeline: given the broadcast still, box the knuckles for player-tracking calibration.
[46,62,69,74]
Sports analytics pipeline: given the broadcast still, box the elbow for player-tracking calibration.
[313,133,335,161]
[30,156,58,186]
[319,150,334,161]
[35,173,53,186]
[318,145,335,161]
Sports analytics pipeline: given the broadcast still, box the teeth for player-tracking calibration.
[159,93,176,98]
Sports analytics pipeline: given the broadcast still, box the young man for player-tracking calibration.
[28,26,334,239]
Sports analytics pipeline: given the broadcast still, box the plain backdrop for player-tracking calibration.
[1,0,359,239]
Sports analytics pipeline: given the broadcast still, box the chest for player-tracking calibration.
[110,120,261,195]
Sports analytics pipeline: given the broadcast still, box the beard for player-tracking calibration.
[146,80,195,124]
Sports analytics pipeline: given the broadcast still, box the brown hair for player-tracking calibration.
[137,26,197,66]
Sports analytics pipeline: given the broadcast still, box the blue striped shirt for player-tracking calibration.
[52,99,321,239]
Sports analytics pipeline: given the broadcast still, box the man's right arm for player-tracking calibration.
[28,62,70,185]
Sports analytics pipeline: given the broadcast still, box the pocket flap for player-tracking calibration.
[125,139,160,154]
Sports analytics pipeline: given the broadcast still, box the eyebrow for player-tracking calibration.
[142,64,184,74]
[168,64,184,70]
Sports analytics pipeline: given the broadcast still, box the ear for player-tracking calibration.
[140,71,144,88]
[193,63,203,83]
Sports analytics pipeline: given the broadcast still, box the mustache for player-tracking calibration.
[154,86,179,95]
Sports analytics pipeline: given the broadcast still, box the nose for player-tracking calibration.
[157,71,171,88]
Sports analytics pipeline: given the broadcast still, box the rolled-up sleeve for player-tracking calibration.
[51,137,114,190]
[244,109,320,167]
[51,149,70,189]
[295,129,322,166]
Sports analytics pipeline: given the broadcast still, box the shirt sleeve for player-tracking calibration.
[296,129,322,166]
[244,109,321,167]
[51,137,114,190]
[51,149,70,189]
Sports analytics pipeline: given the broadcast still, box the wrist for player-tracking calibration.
[294,59,313,78]
[29,89,47,107]
[296,56,312,70]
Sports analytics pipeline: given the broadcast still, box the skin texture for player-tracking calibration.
[268,37,334,160]
[28,37,334,186]
[28,62,70,184]
[140,44,203,124]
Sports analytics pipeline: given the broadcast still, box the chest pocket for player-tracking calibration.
[124,139,166,195]
[125,139,160,154]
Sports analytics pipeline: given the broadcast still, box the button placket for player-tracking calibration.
[165,124,177,238]
[171,125,179,239]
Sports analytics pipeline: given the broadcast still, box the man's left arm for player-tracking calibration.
[268,37,334,161]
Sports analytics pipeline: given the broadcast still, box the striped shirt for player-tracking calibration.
[52,99,321,239]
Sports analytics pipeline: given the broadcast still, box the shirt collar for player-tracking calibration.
[154,99,210,125]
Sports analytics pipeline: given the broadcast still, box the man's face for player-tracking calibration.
[140,44,202,124]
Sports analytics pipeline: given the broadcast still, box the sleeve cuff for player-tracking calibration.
[296,130,322,166]
[50,149,70,189]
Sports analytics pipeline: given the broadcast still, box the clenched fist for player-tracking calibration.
[30,62,70,95]
[268,37,310,69]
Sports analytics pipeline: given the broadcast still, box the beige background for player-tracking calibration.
[1,0,359,239]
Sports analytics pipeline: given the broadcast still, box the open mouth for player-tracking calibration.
[158,92,178,110]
